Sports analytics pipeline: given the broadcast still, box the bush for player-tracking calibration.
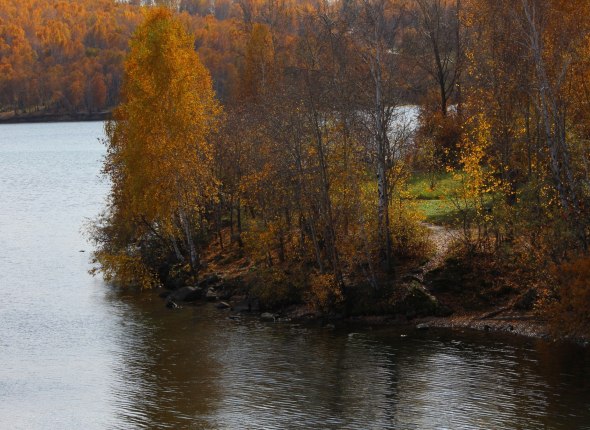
[306,273,344,314]
[548,256,590,338]
[250,267,304,310]
[390,205,433,260]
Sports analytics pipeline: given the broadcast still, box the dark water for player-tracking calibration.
[1,122,590,430]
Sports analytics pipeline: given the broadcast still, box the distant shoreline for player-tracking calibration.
[0,110,112,124]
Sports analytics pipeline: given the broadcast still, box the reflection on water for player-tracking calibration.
[1,122,590,430]
[105,292,590,430]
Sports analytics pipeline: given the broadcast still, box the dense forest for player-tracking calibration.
[4,0,590,337]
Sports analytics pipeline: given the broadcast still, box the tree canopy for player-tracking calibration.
[94,7,220,286]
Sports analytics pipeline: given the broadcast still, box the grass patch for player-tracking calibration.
[407,171,461,199]
[406,171,462,225]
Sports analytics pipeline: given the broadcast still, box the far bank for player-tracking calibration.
[0,110,111,124]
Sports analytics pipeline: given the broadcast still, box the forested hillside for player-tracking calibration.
[0,0,139,114]
[0,0,448,114]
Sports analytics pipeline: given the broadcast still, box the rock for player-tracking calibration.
[416,323,430,330]
[164,276,185,290]
[233,298,260,313]
[218,290,232,301]
[168,286,203,303]
[435,304,453,317]
[166,300,180,309]
[394,282,439,318]
[198,274,221,288]
[206,288,218,301]
[260,312,276,321]
[216,301,231,310]
[159,290,172,299]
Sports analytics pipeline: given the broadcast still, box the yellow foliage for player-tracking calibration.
[107,7,221,234]
[390,203,433,260]
[307,273,344,313]
[94,7,221,284]
[92,251,158,290]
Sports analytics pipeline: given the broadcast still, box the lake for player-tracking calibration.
[1,122,589,429]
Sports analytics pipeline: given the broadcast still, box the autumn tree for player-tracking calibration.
[411,0,462,117]
[345,0,407,272]
[92,7,221,287]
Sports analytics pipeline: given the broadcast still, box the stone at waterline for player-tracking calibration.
[166,300,180,309]
[206,288,218,301]
[416,323,430,330]
[217,301,230,310]
[167,286,203,303]
[217,289,232,301]
[394,282,440,318]
[233,298,260,313]
[261,312,276,321]
[198,274,221,288]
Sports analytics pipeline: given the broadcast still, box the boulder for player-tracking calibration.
[233,298,260,313]
[216,301,231,310]
[168,286,203,303]
[416,323,430,330]
[198,274,221,288]
[217,290,232,301]
[166,300,180,309]
[206,288,218,301]
[394,282,439,318]
[260,312,276,321]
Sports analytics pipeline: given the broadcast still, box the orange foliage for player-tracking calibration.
[549,257,590,338]
[0,0,142,113]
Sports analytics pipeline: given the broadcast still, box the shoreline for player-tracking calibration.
[0,111,112,124]
[271,306,589,346]
[156,222,590,348]
[159,284,589,347]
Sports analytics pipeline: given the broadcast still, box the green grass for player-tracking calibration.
[406,172,463,225]
[407,172,461,200]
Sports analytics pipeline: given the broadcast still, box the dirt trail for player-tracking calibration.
[422,223,459,274]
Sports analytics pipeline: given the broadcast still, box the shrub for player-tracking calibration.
[548,256,590,338]
[390,204,433,260]
[307,273,344,314]
[250,267,304,310]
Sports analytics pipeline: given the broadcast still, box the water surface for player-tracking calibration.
[1,122,589,429]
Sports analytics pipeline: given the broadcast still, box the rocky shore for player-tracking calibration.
[152,225,588,346]
[154,267,584,345]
